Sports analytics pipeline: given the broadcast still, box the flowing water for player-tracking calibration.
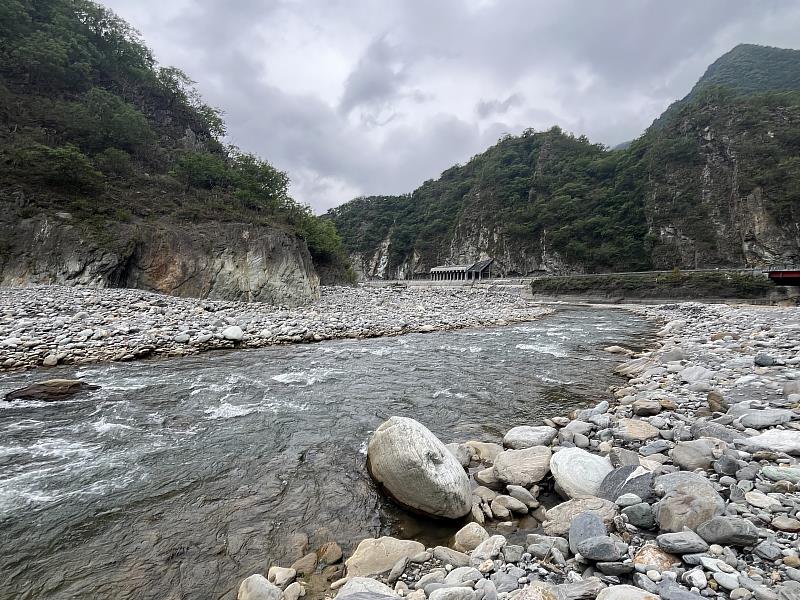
[0,307,652,600]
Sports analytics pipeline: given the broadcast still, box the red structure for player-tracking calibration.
[766,269,800,285]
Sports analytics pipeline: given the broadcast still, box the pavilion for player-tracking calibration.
[430,259,494,281]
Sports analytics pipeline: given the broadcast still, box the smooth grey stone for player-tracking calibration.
[657,530,710,554]
[697,516,759,546]
[754,540,784,562]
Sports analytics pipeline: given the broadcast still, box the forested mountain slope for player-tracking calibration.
[0,0,351,303]
[328,44,800,279]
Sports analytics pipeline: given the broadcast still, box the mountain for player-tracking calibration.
[0,0,351,304]
[654,43,800,127]
[327,44,800,279]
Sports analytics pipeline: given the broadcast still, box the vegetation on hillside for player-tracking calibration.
[530,270,775,300]
[0,0,351,279]
[329,44,800,276]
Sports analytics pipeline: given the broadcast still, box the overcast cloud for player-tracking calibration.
[102,0,800,212]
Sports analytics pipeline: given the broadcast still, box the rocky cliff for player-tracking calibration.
[0,0,349,302]
[0,214,320,305]
[328,44,800,279]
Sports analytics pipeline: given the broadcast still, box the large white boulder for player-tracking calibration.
[367,417,472,519]
[550,447,613,499]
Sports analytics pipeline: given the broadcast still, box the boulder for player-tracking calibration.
[696,516,759,546]
[671,439,725,471]
[550,448,613,499]
[4,379,100,401]
[345,537,425,578]
[503,426,558,449]
[238,575,282,600]
[543,497,618,537]
[367,417,472,518]
[653,472,724,532]
[453,523,489,553]
[597,466,655,503]
[492,446,552,487]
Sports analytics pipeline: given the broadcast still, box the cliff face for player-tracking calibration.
[644,97,800,269]
[0,214,320,305]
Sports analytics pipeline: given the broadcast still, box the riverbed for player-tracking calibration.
[0,306,652,600]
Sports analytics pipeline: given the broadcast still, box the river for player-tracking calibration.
[0,306,652,599]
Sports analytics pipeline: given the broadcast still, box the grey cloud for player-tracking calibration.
[476,94,523,118]
[101,0,800,210]
[339,35,407,117]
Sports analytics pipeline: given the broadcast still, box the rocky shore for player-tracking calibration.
[237,302,800,600]
[0,285,551,370]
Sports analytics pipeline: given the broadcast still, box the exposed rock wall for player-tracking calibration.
[0,214,320,305]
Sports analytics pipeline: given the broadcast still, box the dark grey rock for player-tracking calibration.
[598,466,655,503]
[622,503,654,529]
[714,455,740,477]
[489,572,517,594]
[569,512,607,554]
[576,536,626,562]
[656,530,709,554]
[754,540,784,562]
[696,516,759,546]
[754,354,776,367]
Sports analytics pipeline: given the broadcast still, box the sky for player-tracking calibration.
[102,0,800,213]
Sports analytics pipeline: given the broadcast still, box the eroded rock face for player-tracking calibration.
[367,417,472,519]
[0,217,320,306]
[345,537,425,578]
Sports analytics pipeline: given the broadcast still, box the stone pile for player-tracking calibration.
[0,285,551,370]
[236,301,799,600]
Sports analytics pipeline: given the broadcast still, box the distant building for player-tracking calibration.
[430,259,494,281]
